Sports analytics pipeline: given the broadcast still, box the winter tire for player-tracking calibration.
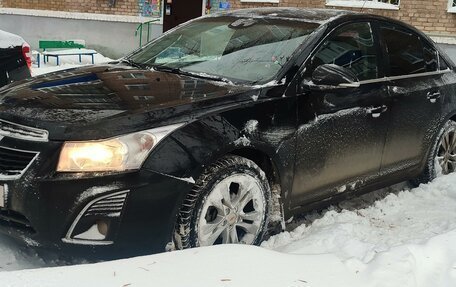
[415,120,456,184]
[174,155,271,249]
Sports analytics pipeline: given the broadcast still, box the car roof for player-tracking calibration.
[211,7,357,24]
[210,8,430,41]
[0,29,25,49]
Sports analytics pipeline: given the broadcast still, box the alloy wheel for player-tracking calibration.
[437,128,456,174]
[197,174,266,246]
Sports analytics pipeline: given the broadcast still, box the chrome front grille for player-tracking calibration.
[0,119,49,142]
[0,146,39,179]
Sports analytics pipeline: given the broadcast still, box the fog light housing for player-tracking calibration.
[62,190,129,245]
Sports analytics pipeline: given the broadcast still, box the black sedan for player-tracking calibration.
[0,8,454,257]
[0,29,31,88]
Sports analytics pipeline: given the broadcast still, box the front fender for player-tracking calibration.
[143,96,298,207]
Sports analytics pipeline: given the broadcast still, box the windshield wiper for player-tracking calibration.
[151,65,232,84]
[119,58,148,69]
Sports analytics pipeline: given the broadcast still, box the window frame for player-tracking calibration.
[326,0,400,11]
[302,20,384,82]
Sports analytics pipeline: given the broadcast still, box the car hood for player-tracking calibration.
[0,65,257,140]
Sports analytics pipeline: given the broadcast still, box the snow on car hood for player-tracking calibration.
[0,29,24,49]
[0,64,255,140]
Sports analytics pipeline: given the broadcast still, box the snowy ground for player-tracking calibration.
[2,52,456,286]
[2,174,456,286]
[31,52,112,76]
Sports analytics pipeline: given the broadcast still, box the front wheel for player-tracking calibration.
[174,155,271,249]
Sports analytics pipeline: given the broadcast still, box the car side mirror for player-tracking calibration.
[311,64,360,88]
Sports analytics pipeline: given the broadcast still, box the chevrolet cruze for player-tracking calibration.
[0,8,455,257]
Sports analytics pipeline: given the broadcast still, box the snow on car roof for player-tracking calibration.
[0,29,25,49]
[209,7,355,24]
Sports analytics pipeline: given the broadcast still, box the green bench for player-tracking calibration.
[37,40,97,67]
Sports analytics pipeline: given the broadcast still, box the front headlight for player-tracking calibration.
[57,123,185,172]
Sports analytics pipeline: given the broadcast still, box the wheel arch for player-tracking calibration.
[450,113,456,122]
[229,147,282,192]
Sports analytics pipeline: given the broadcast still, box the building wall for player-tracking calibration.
[2,0,456,36]
[1,0,139,16]
[229,0,456,36]
[0,13,162,58]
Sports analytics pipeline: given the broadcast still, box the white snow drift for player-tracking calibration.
[1,173,456,286]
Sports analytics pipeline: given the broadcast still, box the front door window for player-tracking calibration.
[307,22,378,81]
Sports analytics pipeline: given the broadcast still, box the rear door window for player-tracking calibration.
[380,25,429,76]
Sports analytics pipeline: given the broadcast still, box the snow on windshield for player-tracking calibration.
[130,17,320,84]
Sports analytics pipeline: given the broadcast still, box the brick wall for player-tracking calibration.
[1,0,456,36]
[230,0,456,36]
[1,0,140,16]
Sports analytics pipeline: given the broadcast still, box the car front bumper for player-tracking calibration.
[0,140,193,257]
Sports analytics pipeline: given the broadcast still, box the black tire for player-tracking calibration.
[174,155,271,249]
[413,120,456,185]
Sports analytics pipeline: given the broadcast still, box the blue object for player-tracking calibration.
[219,2,231,10]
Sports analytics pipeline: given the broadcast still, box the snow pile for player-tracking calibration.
[0,29,24,49]
[31,52,112,76]
[3,164,456,286]
[3,231,456,286]
[263,177,456,263]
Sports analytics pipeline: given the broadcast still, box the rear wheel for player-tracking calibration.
[415,120,456,184]
[435,121,456,175]
[174,155,270,249]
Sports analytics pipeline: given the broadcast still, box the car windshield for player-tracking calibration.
[128,17,320,84]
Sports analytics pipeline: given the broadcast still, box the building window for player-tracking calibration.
[448,0,456,13]
[326,0,400,10]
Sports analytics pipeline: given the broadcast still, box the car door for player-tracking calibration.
[378,23,447,175]
[291,21,391,206]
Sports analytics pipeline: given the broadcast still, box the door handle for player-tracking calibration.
[427,91,441,103]
[369,105,387,118]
